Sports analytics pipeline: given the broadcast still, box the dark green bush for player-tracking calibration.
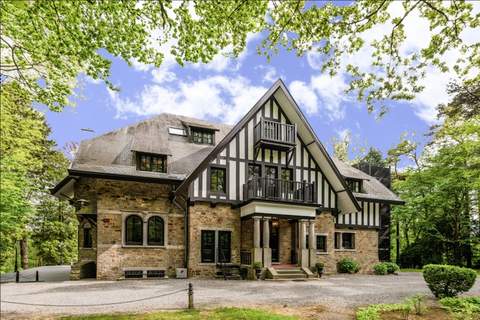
[384,262,400,274]
[423,264,477,298]
[373,263,388,275]
[337,258,360,274]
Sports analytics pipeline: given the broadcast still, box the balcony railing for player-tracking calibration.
[254,118,296,148]
[243,177,315,204]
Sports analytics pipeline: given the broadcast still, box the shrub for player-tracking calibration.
[373,263,388,275]
[423,264,477,298]
[252,261,263,270]
[440,296,480,320]
[384,262,400,274]
[337,258,360,274]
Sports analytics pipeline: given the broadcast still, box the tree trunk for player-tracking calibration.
[20,237,29,269]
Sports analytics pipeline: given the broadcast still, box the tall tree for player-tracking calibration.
[1,1,478,115]
[359,147,387,167]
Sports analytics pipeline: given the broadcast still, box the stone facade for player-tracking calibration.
[313,212,379,274]
[72,178,380,280]
[73,178,185,280]
[188,202,241,278]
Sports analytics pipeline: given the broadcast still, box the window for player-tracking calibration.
[218,231,231,263]
[137,152,167,173]
[316,235,327,253]
[248,164,261,180]
[335,231,355,250]
[192,129,214,145]
[346,178,362,193]
[280,168,293,181]
[201,230,216,263]
[210,167,226,193]
[83,227,93,248]
[147,216,164,246]
[125,215,143,245]
[201,230,232,263]
[168,127,186,136]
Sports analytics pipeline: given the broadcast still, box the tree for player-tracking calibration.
[359,147,387,167]
[0,83,73,272]
[390,81,480,268]
[1,1,478,114]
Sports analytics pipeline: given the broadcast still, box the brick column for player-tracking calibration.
[308,220,317,269]
[262,217,271,267]
[252,216,262,265]
[298,219,309,268]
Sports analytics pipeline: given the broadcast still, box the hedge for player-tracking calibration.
[423,264,477,298]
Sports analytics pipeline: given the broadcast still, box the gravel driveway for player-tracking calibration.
[1,272,479,319]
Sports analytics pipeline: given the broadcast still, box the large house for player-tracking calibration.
[52,80,403,280]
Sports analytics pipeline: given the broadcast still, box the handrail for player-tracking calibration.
[243,177,315,203]
[254,118,296,145]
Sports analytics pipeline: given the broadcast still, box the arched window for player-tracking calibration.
[125,215,143,245]
[148,216,164,246]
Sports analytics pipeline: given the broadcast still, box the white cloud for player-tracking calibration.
[304,1,479,124]
[289,80,318,114]
[108,75,266,125]
[336,128,350,141]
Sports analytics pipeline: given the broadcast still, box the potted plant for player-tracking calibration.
[252,261,263,280]
[314,262,324,278]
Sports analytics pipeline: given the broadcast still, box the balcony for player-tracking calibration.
[254,118,296,151]
[243,177,316,204]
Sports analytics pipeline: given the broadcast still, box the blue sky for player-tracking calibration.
[42,2,478,167]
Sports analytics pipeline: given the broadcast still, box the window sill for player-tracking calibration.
[316,251,329,255]
[198,262,217,266]
[122,245,167,249]
[334,249,356,252]
[80,247,95,250]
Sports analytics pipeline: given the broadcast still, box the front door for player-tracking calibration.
[270,219,280,263]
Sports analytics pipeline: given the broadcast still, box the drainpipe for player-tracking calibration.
[172,192,189,270]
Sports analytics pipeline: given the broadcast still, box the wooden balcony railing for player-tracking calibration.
[243,177,315,204]
[254,118,296,148]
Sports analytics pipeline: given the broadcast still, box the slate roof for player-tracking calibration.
[68,112,401,204]
[332,157,403,204]
[71,113,233,180]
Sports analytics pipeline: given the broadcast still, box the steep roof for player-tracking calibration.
[332,157,404,204]
[71,113,233,180]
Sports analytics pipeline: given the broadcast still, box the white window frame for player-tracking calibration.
[168,127,187,136]
[315,233,329,255]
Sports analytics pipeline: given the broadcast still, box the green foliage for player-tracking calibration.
[360,148,387,167]
[423,264,477,298]
[384,262,400,274]
[3,1,478,115]
[391,81,480,268]
[337,258,360,274]
[440,296,480,320]
[373,263,388,275]
[252,261,263,270]
[356,302,412,320]
[0,83,74,272]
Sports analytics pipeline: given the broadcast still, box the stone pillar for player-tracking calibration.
[252,217,262,265]
[298,220,309,268]
[253,216,261,248]
[309,220,317,268]
[262,217,271,267]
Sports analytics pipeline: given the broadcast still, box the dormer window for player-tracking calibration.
[346,178,363,193]
[192,128,214,145]
[136,152,167,173]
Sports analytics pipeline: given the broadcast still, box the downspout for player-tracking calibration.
[172,191,189,270]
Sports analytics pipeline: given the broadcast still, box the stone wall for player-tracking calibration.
[188,202,240,278]
[73,178,185,280]
[278,219,293,264]
[313,212,379,274]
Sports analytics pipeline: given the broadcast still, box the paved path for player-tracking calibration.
[1,273,479,319]
[0,266,71,283]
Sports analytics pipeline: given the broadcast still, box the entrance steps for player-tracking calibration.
[267,265,314,280]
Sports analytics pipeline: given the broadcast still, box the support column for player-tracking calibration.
[262,217,271,267]
[252,217,262,265]
[308,220,317,268]
[298,220,309,268]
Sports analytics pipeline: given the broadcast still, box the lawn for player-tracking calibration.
[60,308,298,320]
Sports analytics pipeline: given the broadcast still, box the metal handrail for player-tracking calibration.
[243,177,315,203]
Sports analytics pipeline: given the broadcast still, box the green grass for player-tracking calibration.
[60,308,298,320]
